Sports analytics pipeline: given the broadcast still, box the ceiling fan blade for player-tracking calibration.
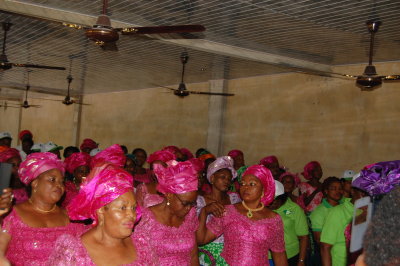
[188,91,235,96]
[119,25,205,35]
[29,97,63,102]
[62,22,90,30]
[153,84,176,91]
[100,42,118,51]
[383,75,400,81]
[0,105,20,109]
[12,63,66,70]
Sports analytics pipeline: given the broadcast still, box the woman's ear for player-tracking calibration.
[210,174,215,184]
[165,193,173,202]
[31,179,38,189]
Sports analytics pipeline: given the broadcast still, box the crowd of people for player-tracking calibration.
[0,130,398,266]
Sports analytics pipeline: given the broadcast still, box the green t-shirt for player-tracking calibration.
[310,198,346,232]
[270,198,309,259]
[320,198,353,266]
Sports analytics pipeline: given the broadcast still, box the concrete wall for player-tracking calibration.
[2,61,399,178]
[223,62,400,177]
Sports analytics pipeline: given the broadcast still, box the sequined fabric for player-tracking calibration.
[62,181,79,208]
[12,188,28,204]
[47,232,158,265]
[133,168,153,183]
[133,207,199,265]
[135,183,163,208]
[206,205,285,266]
[2,209,85,266]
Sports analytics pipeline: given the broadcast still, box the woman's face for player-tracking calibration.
[240,174,264,203]
[282,175,295,193]
[312,165,323,180]
[265,162,280,179]
[124,158,135,175]
[32,168,65,203]
[167,191,197,218]
[101,191,137,239]
[134,151,147,167]
[210,168,232,192]
[73,165,90,185]
[233,154,244,169]
[325,181,343,202]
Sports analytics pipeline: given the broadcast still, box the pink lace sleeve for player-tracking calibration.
[206,215,223,238]
[135,183,147,207]
[269,215,286,253]
[46,234,83,266]
[1,209,16,234]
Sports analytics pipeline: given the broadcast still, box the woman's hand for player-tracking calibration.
[0,189,13,216]
[204,201,225,217]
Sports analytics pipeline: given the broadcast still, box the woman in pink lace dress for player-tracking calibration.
[197,165,288,266]
[134,159,200,265]
[135,150,176,208]
[0,152,85,265]
[0,148,28,204]
[48,163,157,265]
[298,161,324,213]
[62,152,91,208]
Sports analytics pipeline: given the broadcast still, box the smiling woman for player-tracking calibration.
[48,163,157,265]
[0,152,85,265]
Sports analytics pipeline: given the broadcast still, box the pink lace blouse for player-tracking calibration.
[47,232,158,265]
[133,168,153,184]
[62,181,79,208]
[133,207,199,265]
[298,182,323,212]
[135,183,164,208]
[206,205,285,266]
[12,188,28,204]
[2,208,86,266]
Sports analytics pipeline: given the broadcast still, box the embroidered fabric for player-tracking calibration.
[133,207,199,265]
[196,192,242,244]
[206,205,285,266]
[2,208,86,266]
[12,188,28,204]
[47,232,158,265]
[135,183,163,208]
[133,168,153,184]
[62,181,79,208]
[298,182,323,212]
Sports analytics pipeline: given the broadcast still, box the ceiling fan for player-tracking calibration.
[160,52,235,98]
[63,0,206,50]
[323,21,400,91]
[0,21,66,71]
[3,84,41,109]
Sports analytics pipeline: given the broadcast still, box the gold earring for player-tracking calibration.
[167,200,170,206]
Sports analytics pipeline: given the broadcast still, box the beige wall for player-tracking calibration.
[223,62,400,177]
[2,62,399,179]
[79,82,210,154]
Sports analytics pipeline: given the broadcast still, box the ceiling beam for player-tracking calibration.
[0,0,332,73]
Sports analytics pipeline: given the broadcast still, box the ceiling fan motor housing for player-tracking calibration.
[85,15,119,43]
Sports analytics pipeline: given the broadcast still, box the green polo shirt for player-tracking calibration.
[310,198,346,232]
[270,198,309,259]
[320,198,353,266]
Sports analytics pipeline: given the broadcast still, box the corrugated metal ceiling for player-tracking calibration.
[0,0,399,96]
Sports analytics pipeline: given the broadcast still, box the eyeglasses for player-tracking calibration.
[174,194,197,208]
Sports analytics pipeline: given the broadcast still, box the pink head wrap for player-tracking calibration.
[242,165,275,205]
[64,152,91,174]
[19,130,33,140]
[0,148,21,162]
[18,152,65,185]
[67,163,138,224]
[80,138,98,151]
[259,155,279,166]
[207,156,237,182]
[302,161,321,180]
[147,150,176,164]
[188,158,205,173]
[90,144,126,169]
[180,148,194,160]
[279,172,301,186]
[162,145,180,155]
[227,149,243,159]
[154,160,198,194]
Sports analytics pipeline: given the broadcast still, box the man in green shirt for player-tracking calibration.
[269,193,309,265]
[320,187,367,266]
[310,177,345,244]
